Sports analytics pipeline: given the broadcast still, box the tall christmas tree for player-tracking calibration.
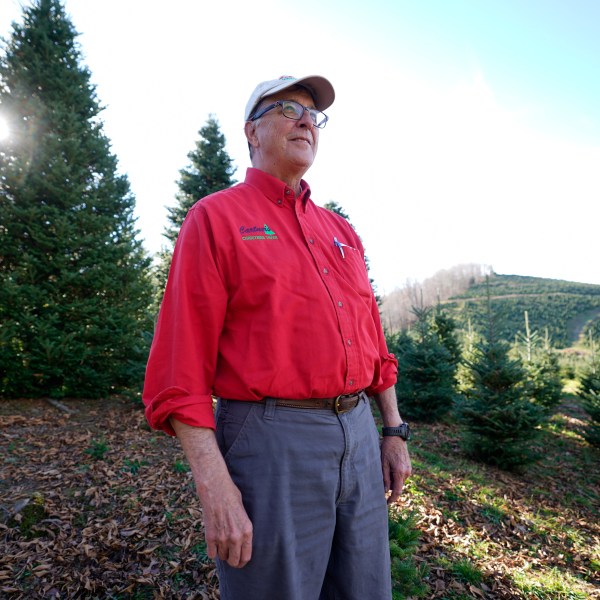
[166,115,236,245]
[0,0,152,398]
[154,115,236,301]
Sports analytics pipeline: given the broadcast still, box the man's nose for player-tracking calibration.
[297,108,315,128]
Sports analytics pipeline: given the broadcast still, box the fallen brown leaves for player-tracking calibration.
[397,414,600,599]
[0,397,599,599]
[1,398,218,599]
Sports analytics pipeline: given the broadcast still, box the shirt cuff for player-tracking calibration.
[144,387,216,436]
[366,352,398,395]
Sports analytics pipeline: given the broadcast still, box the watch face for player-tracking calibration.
[399,424,410,440]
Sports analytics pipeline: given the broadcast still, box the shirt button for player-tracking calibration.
[349,379,354,386]
[338,301,343,307]
[277,199,283,204]
[347,339,352,346]
[309,239,314,244]
[323,268,329,275]
[285,189,292,195]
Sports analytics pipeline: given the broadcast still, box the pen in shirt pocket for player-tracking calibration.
[333,237,355,259]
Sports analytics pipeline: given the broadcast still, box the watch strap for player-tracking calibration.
[382,423,411,440]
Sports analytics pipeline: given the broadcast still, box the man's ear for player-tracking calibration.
[244,120,259,150]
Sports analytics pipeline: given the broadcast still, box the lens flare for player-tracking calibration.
[0,117,9,140]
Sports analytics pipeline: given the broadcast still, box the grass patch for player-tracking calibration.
[173,459,191,474]
[84,437,109,460]
[450,558,484,585]
[513,567,589,599]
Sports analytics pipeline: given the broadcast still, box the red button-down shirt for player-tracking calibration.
[143,168,397,434]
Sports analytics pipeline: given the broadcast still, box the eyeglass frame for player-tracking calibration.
[249,99,329,129]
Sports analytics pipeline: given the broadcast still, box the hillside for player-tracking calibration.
[381,269,600,350]
[451,274,600,299]
[445,274,600,348]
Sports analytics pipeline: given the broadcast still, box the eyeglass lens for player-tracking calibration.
[281,101,327,128]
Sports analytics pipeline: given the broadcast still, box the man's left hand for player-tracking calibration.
[381,436,412,504]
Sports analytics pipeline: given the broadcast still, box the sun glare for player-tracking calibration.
[0,117,9,141]
[0,117,10,141]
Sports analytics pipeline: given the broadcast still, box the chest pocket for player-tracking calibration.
[332,241,372,298]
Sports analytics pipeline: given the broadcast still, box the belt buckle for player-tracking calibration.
[334,394,349,415]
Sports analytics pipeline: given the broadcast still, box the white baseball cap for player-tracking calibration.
[244,75,335,121]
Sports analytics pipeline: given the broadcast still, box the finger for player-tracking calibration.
[206,540,218,560]
[382,461,391,492]
[226,544,242,568]
[387,474,405,504]
[228,528,253,568]
[225,537,252,568]
[217,541,232,562]
[387,484,400,504]
[383,471,391,493]
[239,537,253,567]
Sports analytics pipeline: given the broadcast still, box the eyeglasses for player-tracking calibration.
[249,100,329,129]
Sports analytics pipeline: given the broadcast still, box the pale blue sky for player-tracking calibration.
[1,0,599,292]
[369,0,600,140]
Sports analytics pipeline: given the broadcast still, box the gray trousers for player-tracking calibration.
[215,394,392,600]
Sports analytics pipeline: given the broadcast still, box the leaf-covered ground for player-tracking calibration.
[0,397,598,599]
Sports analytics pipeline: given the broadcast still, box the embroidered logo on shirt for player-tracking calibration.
[240,224,279,241]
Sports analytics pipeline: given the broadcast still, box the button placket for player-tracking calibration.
[297,205,361,394]
[319,266,359,393]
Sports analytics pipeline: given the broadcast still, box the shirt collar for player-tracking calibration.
[245,168,312,209]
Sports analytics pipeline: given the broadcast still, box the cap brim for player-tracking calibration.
[245,75,335,120]
[267,75,335,112]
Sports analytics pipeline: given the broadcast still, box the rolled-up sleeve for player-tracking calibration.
[142,205,227,435]
[367,351,398,395]
[365,273,398,395]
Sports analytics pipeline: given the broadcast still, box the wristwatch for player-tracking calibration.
[382,423,411,441]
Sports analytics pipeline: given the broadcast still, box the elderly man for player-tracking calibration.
[143,74,411,600]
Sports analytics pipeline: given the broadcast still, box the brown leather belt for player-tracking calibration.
[270,391,365,414]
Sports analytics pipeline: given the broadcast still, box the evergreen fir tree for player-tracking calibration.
[514,316,562,413]
[392,306,458,422]
[155,115,236,301]
[165,115,236,246]
[323,200,350,222]
[455,319,481,394]
[456,278,544,469]
[389,510,429,599]
[386,329,413,359]
[457,339,544,469]
[0,0,152,398]
[577,355,600,448]
[524,348,563,412]
[431,302,462,367]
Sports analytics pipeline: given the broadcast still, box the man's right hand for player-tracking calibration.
[170,419,253,568]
